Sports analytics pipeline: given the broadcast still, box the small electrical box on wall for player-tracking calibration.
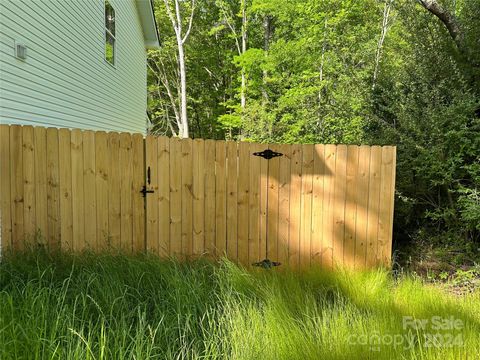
[15,42,27,60]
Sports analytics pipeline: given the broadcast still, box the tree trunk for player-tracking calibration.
[262,15,271,104]
[163,0,195,138]
[317,17,328,129]
[240,0,247,111]
[177,34,189,138]
[372,0,394,90]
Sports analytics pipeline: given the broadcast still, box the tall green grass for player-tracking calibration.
[1,251,479,359]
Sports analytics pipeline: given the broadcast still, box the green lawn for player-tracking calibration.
[0,251,479,359]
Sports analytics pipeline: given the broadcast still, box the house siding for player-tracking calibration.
[0,0,148,134]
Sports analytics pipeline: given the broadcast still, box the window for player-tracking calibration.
[105,1,115,65]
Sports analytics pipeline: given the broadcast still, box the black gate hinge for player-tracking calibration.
[252,259,281,269]
[253,149,283,159]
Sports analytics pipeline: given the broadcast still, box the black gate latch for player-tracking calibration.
[253,149,283,159]
[140,185,154,197]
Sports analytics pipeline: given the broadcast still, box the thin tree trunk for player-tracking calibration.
[319,17,327,102]
[373,0,393,90]
[317,17,328,129]
[177,34,189,137]
[163,0,195,138]
[148,60,182,135]
[262,15,271,104]
[240,0,247,111]
[218,0,248,113]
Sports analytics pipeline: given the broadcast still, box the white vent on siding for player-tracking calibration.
[15,43,27,60]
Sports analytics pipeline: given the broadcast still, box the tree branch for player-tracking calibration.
[163,0,179,35]
[182,0,196,44]
[218,2,241,55]
[417,0,463,48]
[147,59,181,129]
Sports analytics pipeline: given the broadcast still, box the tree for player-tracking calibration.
[415,0,480,118]
[215,0,249,111]
[373,0,395,90]
[163,0,196,138]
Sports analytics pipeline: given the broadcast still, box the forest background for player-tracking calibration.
[146,0,480,272]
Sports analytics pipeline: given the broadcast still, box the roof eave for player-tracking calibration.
[136,0,160,49]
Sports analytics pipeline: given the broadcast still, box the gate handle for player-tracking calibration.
[140,185,154,197]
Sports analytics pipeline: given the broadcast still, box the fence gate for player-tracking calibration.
[1,125,396,270]
[144,137,396,269]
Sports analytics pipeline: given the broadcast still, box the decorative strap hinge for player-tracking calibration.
[253,149,283,159]
[252,259,281,269]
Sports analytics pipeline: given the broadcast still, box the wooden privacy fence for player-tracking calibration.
[0,125,145,253]
[0,124,396,269]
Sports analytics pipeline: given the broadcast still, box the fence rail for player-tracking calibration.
[0,124,396,269]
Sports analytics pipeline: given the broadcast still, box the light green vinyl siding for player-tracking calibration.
[0,0,148,134]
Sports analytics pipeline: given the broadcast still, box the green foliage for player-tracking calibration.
[147,0,480,257]
[366,0,480,248]
[228,0,382,143]
[1,252,479,359]
[457,187,480,231]
[451,268,479,288]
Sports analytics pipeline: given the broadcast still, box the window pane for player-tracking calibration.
[105,1,115,36]
[105,31,115,65]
